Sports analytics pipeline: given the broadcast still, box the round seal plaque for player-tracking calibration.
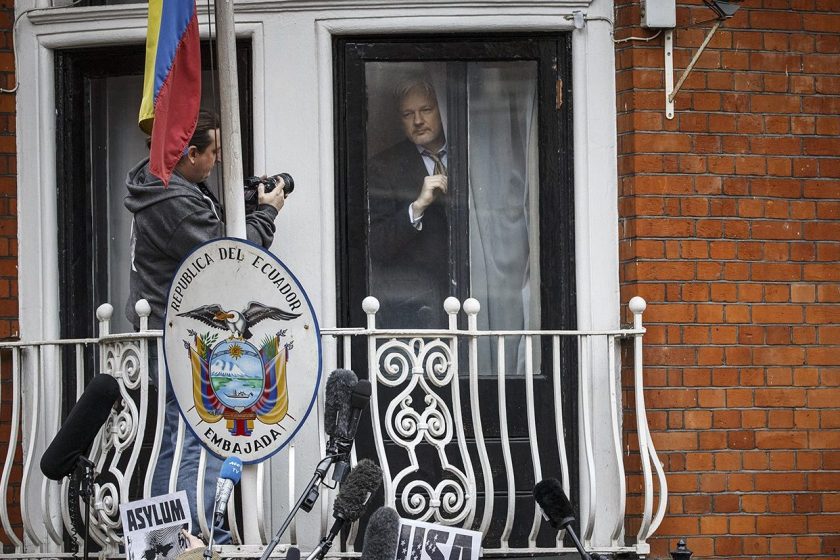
[163,238,321,463]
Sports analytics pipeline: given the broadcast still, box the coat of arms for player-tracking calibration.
[164,239,322,463]
[179,301,300,436]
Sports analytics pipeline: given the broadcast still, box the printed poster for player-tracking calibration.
[119,491,192,560]
[395,518,482,560]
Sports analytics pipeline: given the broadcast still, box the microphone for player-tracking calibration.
[324,369,358,483]
[40,374,121,480]
[285,546,301,560]
[307,458,383,560]
[324,370,365,483]
[360,506,401,560]
[334,380,372,445]
[324,369,358,439]
[213,456,243,526]
[334,380,372,483]
[259,376,370,560]
[534,478,593,560]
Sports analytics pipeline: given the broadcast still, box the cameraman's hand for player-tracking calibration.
[258,182,285,212]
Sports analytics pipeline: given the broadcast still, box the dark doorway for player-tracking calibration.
[55,41,253,340]
[334,34,577,548]
[53,42,254,519]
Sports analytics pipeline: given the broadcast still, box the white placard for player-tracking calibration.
[395,518,482,560]
[119,491,192,560]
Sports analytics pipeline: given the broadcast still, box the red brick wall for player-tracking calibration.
[0,0,18,544]
[0,0,16,338]
[617,0,839,558]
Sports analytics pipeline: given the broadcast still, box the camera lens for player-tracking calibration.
[277,173,294,196]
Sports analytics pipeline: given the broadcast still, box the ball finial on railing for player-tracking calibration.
[629,296,647,315]
[135,299,152,318]
[463,298,480,316]
[362,296,380,315]
[96,303,114,322]
[443,297,461,315]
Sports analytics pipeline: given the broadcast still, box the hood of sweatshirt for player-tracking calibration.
[124,158,206,214]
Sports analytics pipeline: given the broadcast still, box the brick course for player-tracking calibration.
[618,1,839,558]
[0,0,16,546]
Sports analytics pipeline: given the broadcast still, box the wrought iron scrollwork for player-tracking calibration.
[373,335,473,525]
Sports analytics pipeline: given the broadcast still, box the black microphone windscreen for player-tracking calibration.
[351,380,372,407]
[40,374,120,480]
[334,380,371,441]
[333,459,383,522]
[534,478,575,529]
[285,546,301,560]
[324,369,358,437]
[361,506,400,560]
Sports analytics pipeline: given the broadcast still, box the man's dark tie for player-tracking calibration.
[424,150,447,177]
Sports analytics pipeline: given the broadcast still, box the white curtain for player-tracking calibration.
[467,62,540,374]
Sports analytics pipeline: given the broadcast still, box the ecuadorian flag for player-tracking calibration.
[139,0,201,186]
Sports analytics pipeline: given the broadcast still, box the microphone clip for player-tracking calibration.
[325,438,353,484]
[74,456,97,500]
[300,454,343,512]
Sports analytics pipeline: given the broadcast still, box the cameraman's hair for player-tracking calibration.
[189,109,221,153]
[393,78,437,106]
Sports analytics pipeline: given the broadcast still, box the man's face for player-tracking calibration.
[399,89,444,152]
[188,127,221,183]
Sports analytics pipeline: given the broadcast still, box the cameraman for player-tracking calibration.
[125,109,285,330]
[123,109,286,542]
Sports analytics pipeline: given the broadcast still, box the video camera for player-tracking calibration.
[244,173,294,211]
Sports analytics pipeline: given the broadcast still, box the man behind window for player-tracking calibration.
[124,109,287,542]
[367,79,451,328]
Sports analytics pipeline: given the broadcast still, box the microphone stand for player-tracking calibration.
[303,518,342,560]
[75,456,96,560]
[561,522,591,560]
[204,524,217,560]
[259,454,341,560]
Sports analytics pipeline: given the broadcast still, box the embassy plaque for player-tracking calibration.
[163,238,321,463]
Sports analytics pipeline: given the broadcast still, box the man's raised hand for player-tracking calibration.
[411,174,447,219]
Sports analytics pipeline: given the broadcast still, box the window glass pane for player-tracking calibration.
[97,75,149,334]
[365,60,540,370]
[366,62,451,329]
[89,71,230,333]
[467,61,539,373]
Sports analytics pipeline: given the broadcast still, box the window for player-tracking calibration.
[335,35,578,546]
[55,42,253,338]
[336,35,576,365]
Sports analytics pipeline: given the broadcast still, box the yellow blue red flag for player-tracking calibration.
[139,0,201,186]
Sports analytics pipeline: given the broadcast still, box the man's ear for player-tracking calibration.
[186,145,198,163]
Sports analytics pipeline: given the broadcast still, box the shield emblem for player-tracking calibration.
[210,339,264,411]
[164,238,321,463]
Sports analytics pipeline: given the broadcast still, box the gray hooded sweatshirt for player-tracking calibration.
[124,158,278,329]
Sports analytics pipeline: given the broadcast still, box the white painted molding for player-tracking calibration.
[28,0,594,26]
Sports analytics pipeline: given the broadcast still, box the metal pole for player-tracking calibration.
[214,0,247,239]
[213,0,258,544]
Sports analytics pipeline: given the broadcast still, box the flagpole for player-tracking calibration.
[214,0,247,239]
[214,0,260,544]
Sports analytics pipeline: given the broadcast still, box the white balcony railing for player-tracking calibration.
[0,296,665,558]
